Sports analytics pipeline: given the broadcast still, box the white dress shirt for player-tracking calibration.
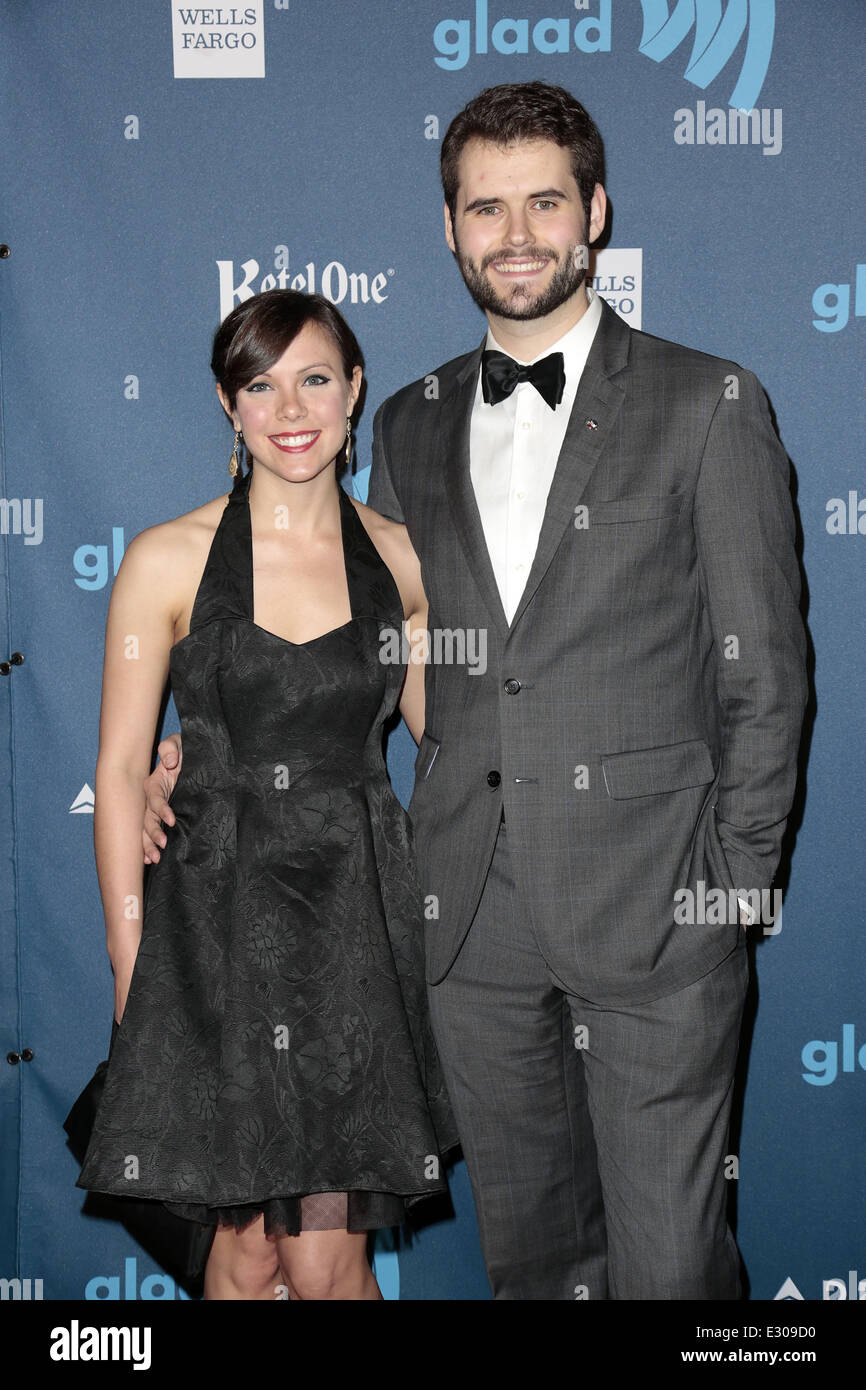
[469,286,602,623]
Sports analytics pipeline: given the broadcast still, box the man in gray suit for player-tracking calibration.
[365,81,805,1300]
[144,82,806,1299]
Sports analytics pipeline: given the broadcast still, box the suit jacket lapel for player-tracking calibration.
[508,299,631,631]
[440,342,510,636]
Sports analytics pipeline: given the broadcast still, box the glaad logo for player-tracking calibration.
[371,1232,400,1301]
[74,527,125,590]
[431,0,775,112]
[639,0,775,111]
[217,245,394,321]
[823,1271,866,1301]
[85,1255,191,1301]
[433,1,611,70]
[774,1272,866,1301]
[171,3,265,80]
[812,264,866,333]
[801,1025,866,1086]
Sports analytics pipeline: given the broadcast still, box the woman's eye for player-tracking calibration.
[304,374,330,386]
[245,381,271,392]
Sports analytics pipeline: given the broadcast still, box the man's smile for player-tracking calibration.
[488,256,551,276]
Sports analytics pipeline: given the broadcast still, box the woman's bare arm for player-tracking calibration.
[399,595,428,745]
[95,529,179,1021]
[352,501,427,744]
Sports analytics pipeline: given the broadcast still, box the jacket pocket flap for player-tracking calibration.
[414,732,441,781]
[601,738,715,799]
[588,494,684,525]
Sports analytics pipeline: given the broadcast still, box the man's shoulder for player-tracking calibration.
[625,318,747,387]
[375,345,480,424]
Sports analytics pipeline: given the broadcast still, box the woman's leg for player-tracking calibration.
[275,1227,382,1301]
[204,1214,285,1301]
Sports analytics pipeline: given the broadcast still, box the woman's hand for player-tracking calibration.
[142,734,183,863]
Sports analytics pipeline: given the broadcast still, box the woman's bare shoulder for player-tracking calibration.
[349,496,415,560]
[121,492,230,573]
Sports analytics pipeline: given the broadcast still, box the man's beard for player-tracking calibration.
[452,238,587,321]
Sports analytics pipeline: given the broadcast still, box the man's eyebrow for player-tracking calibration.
[462,187,570,212]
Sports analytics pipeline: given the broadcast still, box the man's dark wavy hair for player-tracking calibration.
[441,81,605,224]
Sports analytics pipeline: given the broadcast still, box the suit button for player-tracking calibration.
[487,770,501,788]
[504,678,521,695]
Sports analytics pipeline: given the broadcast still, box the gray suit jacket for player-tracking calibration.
[369,299,806,1005]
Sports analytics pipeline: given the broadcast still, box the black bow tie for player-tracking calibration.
[481,349,566,410]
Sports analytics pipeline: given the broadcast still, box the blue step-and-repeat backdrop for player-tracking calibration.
[0,1,863,1302]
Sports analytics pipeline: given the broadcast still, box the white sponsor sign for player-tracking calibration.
[171,3,265,80]
[588,247,643,329]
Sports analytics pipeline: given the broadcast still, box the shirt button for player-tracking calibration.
[515,491,525,500]
[487,770,501,788]
[521,421,531,430]
[504,678,522,695]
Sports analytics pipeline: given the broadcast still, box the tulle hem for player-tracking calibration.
[164,1189,408,1236]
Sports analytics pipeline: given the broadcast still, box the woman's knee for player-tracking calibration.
[278,1231,372,1301]
[206,1221,282,1297]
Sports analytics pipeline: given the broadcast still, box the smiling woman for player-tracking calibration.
[218,322,360,495]
[73,289,456,1301]
[211,290,364,456]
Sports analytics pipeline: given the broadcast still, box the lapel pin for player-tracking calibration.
[584,418,599,430]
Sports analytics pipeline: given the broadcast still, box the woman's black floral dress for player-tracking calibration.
[78,470,457,1234]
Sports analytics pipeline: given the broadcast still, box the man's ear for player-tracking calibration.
[444,202,456,255]
[587,183,608,245]
[215,383,237,427]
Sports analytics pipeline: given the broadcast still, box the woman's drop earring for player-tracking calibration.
[229,430,243,477]
[344,418,352,468]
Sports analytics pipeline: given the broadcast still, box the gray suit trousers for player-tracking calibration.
[428,821,748,1300]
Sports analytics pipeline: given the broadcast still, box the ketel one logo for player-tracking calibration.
[638,0,776,112]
